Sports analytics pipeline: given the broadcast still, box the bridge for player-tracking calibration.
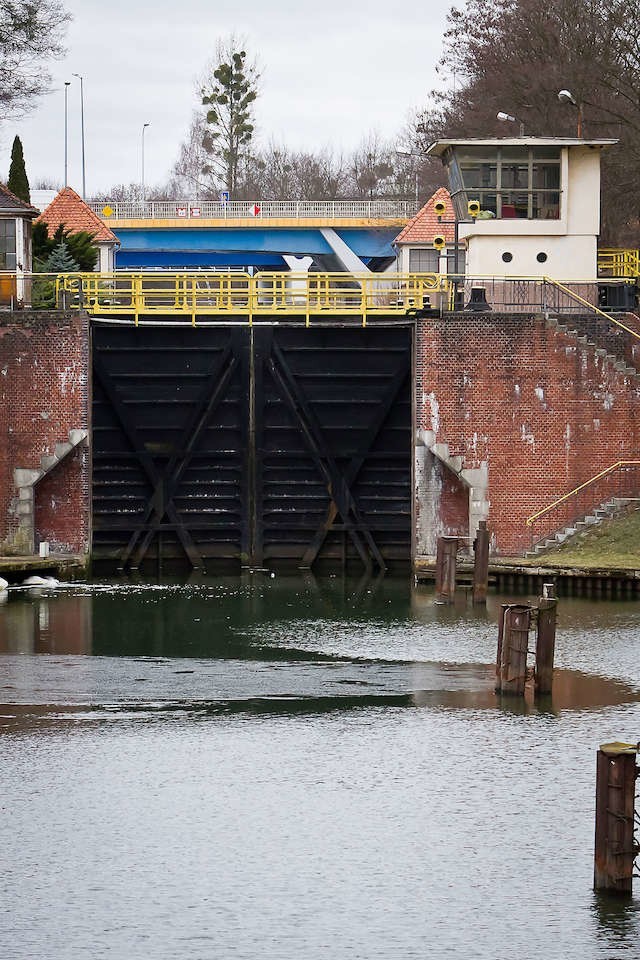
[88,199,417,272]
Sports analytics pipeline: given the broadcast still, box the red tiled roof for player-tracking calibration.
[0,182,39,216]
[36,187,118,243]
[395,188,455,244]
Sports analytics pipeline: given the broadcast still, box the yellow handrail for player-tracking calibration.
[55,271,451,324]
[543,277,640,342]
[526,460,640,526]
[598,248,640,278]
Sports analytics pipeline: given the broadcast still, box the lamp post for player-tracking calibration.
[64,81,71,186]
[141,122,150,202]
[396,149,420,208]
[558,90,583,137]
[72,73,86,197]
[496,111,525,137]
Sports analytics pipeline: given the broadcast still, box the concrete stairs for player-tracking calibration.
[527,496,635,556]
[12,429,88,553]
[545,315,640,378]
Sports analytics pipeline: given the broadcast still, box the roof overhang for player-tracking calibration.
[427,137,618,157]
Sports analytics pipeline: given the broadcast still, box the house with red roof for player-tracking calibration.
[37,187,119,271]
[394,187,464,276]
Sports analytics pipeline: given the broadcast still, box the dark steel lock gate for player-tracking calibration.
[91,323,412,572]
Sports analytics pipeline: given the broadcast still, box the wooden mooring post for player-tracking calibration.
[496,604,531,695]
[435,536,458,603]
[535,583,557,696]
[472,520,490,605]
[594,742,639,895]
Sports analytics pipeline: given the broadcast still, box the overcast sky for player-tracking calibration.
[0,0,450,197]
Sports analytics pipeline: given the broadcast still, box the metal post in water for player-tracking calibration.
[535,583,557,696]
[435,536,458,603]
[496,604,531,696]
[472,520,490,604]
[594,742,638,895]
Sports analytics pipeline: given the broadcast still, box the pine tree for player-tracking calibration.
[46,242,79,273]
[7,136,30,203]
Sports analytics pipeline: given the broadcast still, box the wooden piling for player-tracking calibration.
[496,604,531,696]
[435,536,458,603]
[535,583,557,696]
[594,742,639,895]
[472,520,490,605]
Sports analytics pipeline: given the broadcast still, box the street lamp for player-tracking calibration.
[72,73,86,197]
[64,81,71,185]
[496,111,525,137]
[141,122,150,202]
[558,89,583,137]
[396,150,420,207]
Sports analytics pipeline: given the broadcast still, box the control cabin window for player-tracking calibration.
[409,248,440,272]
[0,219,16,269]
[445,146,561,221]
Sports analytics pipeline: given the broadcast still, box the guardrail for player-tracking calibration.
[87,199,419,221]
[55,271,449,326]
[598,248,640,278]
[526,460,640,548]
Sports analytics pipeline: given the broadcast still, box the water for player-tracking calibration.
[1,574,640,959]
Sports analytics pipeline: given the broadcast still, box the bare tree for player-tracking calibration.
[416,0,640,241]
[0,0,71,120]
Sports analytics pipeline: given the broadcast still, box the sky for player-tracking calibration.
[0,0,450,198]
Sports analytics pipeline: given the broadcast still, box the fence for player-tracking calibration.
[87,199,418,221]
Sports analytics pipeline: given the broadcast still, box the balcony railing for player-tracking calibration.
[87,199,418,221]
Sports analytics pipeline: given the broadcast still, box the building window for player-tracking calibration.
[0,219,16,269]
[446,146,561,221]
[409,248,440,272]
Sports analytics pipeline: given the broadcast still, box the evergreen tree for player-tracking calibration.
[46,242,79,273]
[50,225,98,270]
[7,136,30,203]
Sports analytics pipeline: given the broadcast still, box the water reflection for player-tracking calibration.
[0,575,639,725]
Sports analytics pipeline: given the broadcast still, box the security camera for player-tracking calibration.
[496,111,516,123]
[558,89,577,106]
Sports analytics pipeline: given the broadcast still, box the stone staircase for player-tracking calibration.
[545,314,640,378]
[12,429,88,553]
[527,495,635,556]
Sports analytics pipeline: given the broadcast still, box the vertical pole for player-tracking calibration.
[73,74,86,197]
[497,604,531,696]
[594,742,638,895]
[64,81,71,186]
[435,536,458,603]
[496,603,508,689]
[535,583,557,695]
[472,519,490,604]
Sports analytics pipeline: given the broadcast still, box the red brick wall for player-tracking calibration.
[416,313,640,555]
[0,312,90,554]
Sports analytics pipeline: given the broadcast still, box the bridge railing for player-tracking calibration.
[87,199,418,221]
[55,271,449,325]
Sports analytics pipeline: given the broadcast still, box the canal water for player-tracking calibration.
[1,574,639,959]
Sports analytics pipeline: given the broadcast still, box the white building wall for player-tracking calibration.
[460,146,602,281]
[464,234,597,281]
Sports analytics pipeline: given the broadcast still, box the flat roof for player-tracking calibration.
[427,137,618,157]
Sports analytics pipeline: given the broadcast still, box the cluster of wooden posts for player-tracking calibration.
[434,526,638,896]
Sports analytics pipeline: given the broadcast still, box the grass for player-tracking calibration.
[520,506,640,570]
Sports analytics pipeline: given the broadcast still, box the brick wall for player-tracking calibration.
[415,312,640,555]
[0,312,90,555]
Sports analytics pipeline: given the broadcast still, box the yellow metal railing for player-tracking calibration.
[56,271,449,326]
[598,248,640,278]
[526,460,640,546]
[543,277,640,341]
